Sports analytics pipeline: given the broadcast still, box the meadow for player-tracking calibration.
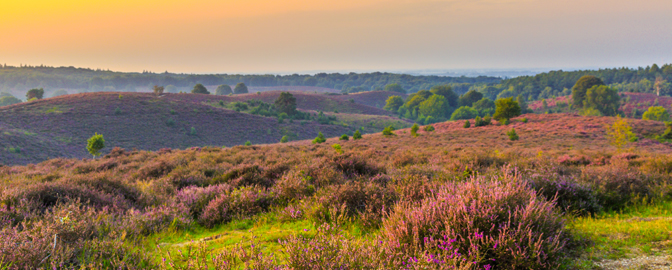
[2,112,672,269]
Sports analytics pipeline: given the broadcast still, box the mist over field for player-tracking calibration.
[2,1,672,269]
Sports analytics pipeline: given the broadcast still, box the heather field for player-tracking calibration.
[0,92,398,165]
[2,112,672,269]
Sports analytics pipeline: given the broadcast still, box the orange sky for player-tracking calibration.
[1,0,671,73]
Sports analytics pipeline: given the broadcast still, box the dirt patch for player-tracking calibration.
[596,255,671,270]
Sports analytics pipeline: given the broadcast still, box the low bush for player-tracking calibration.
[381,173,568,269]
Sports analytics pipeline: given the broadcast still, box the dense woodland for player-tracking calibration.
[0,65,497,95]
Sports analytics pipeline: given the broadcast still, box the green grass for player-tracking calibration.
[567,200,672,267]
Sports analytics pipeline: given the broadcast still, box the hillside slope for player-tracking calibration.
[204,91,394,116]
[0,92,355,165]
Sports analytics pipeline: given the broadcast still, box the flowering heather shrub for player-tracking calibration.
[127,203,192,236]
[581,165,652,210]
[381,174,568,269]
[330,153,384,177]
[137,159,176,179]
[272,170,316,204]
[557,154,591,166]
[174,184,233,218]
[199,186,272,228]
[1,181,132,213]
[527,169,601,215]
[212,164,274,188]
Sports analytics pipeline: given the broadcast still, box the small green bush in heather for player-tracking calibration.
[189,127,196,136]
[339,134,349,141]
[463,120,471,128]
[507,128,519,141]
[312,132,326,144]
[410,123,419,137]
[280,136,289,143]
[245,141,252,146]
[423,125,435,132]
[521,117,528,123]
[382,126,395,136]
[332,144,343,154]
[170,109,176,115]
[353,130,362,140]
[114,107,121,115]
[501,118,510,125]
[86,133,105,159]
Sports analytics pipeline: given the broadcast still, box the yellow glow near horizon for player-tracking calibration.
[1,0,671,73]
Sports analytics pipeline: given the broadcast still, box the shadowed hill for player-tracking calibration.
[201,91,394,115]
[0,92,356,165]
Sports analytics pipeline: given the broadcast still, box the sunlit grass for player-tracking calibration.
[567,200,672,266]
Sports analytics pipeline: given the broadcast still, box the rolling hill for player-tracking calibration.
[0,92,363,165]
[529,92,672,117]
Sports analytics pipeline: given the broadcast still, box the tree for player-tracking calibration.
[0,96,21,106]
[353,130,362,140]
[234,83,248,94]
[339,134,349,141]
[583,85,620,116]
[26,88,44,100]
[384,96,404,112]
[472,98,495,115]
[450,106,478,120]
[571,76,604,108]
[516,95,531,114]
[410,123,419,137]
[86,133,105,159]
[403,95,427,112]
[642,106,670,122]
[430,85,459,108]
[493,98,521,121]
[458,90,484,107]
[274,92,297,115]
[280,136,289,143]
[153,85,164,95]
[384,83,406,94]
[463,120,471,128]
[418,94,451,119]
[606,116,637,151]
[191,84,210,94]
[215,85,233,95]
[312,132,326,144]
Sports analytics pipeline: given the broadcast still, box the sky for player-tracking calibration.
[1,0,671,74]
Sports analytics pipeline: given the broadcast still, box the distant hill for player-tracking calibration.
[216,91,395,116]
[528,92,672,118]
[0,92,364,165]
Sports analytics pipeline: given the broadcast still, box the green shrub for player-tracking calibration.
[339,134,349,141]
[410,123,419,137]
[313,132,326,144]
[463,120,471,128]
[423,125,435,132]
[507,128,519,141]
[332,144,343,154]
[280,136,289,143]
[382,126,395,136]
[114,107,122,115]
[86,133,105,159]
[166,118,175,127]
[353,130,362,140]
[245,141,252,146]
[170,109,176,115]
[190,127,196,136]
[521,117,528,123]
[501,118,510,125]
